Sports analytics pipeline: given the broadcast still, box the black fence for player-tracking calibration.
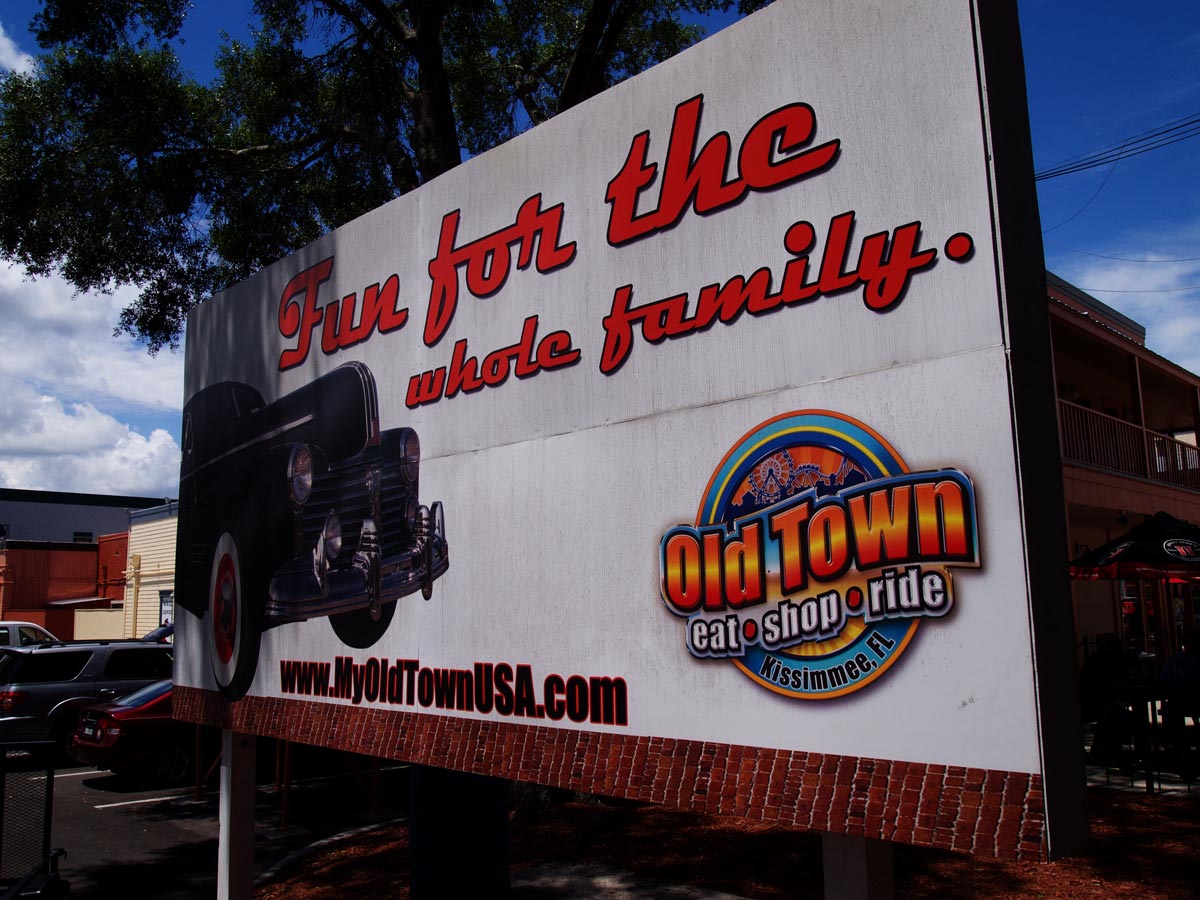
[0,744,66,899]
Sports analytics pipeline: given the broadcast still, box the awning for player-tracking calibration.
[1069,511,1200,583]
[45,596,112,608]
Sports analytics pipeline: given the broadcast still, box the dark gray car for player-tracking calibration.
[0,641,174,749]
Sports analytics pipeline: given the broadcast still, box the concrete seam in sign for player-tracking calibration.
[416,341,1005,463]
[253,817,408,886]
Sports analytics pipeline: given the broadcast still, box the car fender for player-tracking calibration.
[47,695,102,731]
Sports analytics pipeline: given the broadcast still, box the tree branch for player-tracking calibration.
[593,0,645,80]
[515,76,550,126]
[357,0,417,46]
[319,0,395,55]
[401,1,461,181]
[559,0,648,114]
[557,0,615,114]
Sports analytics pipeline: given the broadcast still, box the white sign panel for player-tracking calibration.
[176,1,1081,859]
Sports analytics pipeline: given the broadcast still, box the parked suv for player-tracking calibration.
[0,641,174,749]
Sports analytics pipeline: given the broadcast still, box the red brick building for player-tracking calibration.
[0,489,160,638]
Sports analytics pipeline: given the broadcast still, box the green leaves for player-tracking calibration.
[32,0,191,53]
[1,0,754,351]
[0,44,216,352]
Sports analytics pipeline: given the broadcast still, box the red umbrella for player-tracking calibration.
[1069,511,1200,583]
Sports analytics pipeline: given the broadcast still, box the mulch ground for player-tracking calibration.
[254,786,1200,899]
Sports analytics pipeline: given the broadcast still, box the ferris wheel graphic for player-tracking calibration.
[746,451,797,505]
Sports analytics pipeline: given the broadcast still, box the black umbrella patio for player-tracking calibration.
[1070,511,1200,583]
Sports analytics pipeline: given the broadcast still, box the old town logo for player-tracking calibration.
[658,411,981,700]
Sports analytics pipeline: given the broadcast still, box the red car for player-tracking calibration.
[70,680,199,784]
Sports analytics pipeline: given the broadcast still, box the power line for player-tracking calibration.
[1074,285,1200,293]
[1040,111,1199,167]
[1061,248,1200,263]
[1038,128,1200,180]
[1035,112,1200,181]
[1041,152,1121,232]
[1036,112,1200,177]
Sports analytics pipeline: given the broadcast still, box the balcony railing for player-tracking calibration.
[1058,400,1200,492]
[1148,431,1200,491]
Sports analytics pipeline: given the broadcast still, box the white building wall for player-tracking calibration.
[75,609,126,640]
[125,506,178,638]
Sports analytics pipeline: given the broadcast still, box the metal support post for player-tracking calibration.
[217,730,256,900]
[822,833,894,900]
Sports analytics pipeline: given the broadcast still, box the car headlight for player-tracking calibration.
[402,429,420,482]
[289,444,313,506]
[322,511,343,560]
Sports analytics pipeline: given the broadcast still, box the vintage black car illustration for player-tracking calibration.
[176,362,448,700]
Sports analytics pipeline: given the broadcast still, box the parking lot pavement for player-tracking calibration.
[45,759,408,899]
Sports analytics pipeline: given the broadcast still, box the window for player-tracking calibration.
[159,590,175,628]
[112,680,171,708]
[102,648,173,680]
[18,626,51,646]
[231,385,264,419]
[0,628,8,644]
[10,651,93,684]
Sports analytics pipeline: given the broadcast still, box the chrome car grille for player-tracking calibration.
[301,458,415,559]
[377,458,417,557]
[302,462,370,551]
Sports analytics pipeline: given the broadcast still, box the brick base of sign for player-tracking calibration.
[174,686,1047,860]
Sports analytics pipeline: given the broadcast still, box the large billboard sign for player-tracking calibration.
[175,0,1084,860]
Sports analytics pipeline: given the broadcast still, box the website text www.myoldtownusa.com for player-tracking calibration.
[280,657,629,726]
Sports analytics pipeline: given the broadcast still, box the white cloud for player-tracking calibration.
[0,261,184,496]
[0,262,185,411]
[1050,223,1200,377]
[0,21,34,74]
[0,383,180,496]
[0,16,185,498]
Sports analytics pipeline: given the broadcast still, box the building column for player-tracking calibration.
[1132,356,1150,478]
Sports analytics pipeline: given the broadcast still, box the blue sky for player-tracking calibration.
[0,1,1197,496]
[1022,0,1200,374]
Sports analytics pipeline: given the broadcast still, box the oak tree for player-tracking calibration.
[0,0,762,351]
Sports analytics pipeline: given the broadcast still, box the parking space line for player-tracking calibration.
[84,763,408,808]
[95,795,188,810]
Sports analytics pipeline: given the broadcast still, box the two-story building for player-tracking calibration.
[1049,273,1200,665]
